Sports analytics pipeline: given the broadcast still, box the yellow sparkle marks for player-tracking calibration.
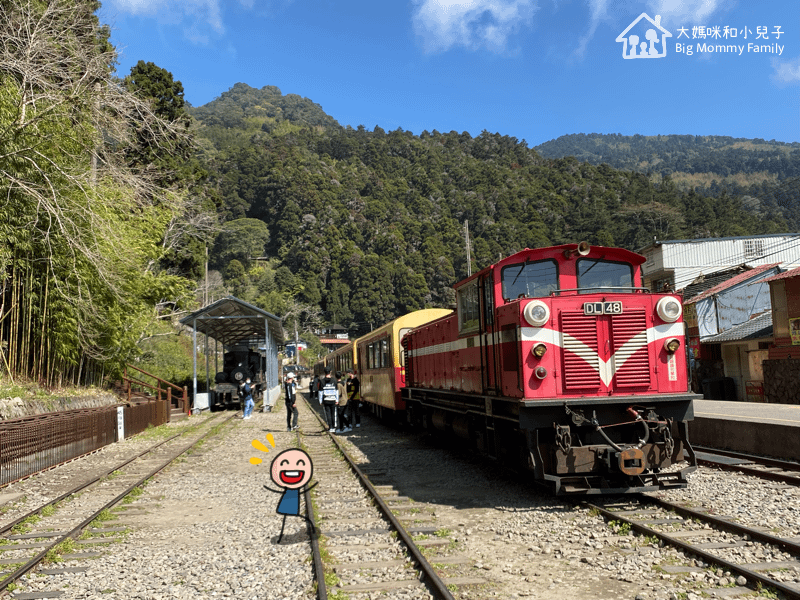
[249,433,277,465]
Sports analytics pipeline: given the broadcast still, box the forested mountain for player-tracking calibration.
[189,85,789,336]
[535,133,800,206]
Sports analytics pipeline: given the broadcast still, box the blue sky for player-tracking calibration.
[98,0,800,146]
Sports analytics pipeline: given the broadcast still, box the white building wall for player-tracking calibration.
[641,234,800,291]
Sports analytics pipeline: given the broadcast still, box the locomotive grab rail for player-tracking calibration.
[547,286,652,295]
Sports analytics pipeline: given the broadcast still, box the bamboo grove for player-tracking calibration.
[0,0,199,387]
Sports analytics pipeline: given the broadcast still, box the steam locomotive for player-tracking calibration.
[210,347,266,411]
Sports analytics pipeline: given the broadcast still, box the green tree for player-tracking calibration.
[210,218,270,270]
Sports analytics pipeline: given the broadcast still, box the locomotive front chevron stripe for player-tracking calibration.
[407,321,684,388]
[522,321,683,386]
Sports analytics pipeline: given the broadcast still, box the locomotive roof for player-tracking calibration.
[453,244,646,289]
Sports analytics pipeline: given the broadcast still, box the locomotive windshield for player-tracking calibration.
[501,260,558,300]
[577,259,634,293]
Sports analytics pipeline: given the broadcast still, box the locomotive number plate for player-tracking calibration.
[583,301,623,315]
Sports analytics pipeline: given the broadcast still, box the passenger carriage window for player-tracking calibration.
[577,259,634,293]
[501,260,558,301]
[458,280,480,332]
[382,339,390,368]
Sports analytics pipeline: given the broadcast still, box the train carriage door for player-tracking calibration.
[480,273,499,393]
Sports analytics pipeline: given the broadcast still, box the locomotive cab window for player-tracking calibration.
[577,259,634,293]
[501,260,558,301]
[458,280,480,333]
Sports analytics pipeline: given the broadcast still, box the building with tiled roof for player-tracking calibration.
[761,268,800,404]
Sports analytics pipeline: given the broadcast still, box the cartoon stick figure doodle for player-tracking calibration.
[263,448,318,543]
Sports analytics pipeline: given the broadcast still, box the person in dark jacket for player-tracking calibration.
[240,378,254,420]
[284,373,299,431]
[318,367,338,432]
[346,369,361,427]
[335,372,351,433]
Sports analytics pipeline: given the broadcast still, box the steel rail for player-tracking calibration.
[302,393,457,600]
[0,414,236,594]
[641,495,800,554]
[693,446,800,472]
[583,498,800,600]
[300,428,327,600]
[0,431,185,537]
[696,457,800,487]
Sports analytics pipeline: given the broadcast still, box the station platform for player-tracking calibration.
[689,399,800,460]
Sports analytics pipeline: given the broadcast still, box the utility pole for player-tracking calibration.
[464,220,472,277]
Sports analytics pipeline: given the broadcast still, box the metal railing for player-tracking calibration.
[0,400,169,488]
[121,364,189,417]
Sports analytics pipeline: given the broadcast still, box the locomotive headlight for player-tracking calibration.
[532,343,547,358]
[656,297,682,323]
[534,366,548,380]
[664,338,681,353]
[523,300,550,327]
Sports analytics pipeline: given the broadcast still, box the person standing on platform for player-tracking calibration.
[335,372,351,433]
[241,378,254,420]
[284,373,299,431]
[346,369,361,428]
[318,367,339,432]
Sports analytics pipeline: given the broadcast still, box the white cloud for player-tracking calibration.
[107,0,228,40]
[772,56,800,85]
[574,0,725,59]
[412,0,538,53]
[646,0,723,26]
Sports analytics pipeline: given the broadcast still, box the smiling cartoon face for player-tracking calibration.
[270,448,313,490]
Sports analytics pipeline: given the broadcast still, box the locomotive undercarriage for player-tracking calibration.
[403,388,699,495]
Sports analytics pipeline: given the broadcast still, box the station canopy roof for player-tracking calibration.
[179,296,283,347]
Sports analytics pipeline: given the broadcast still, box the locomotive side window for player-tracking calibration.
[501,260,558,301]
[577,259,634,293]
[482,274,494,326]
[458,280,480,333]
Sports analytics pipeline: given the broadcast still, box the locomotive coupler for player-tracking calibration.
[554,424,572,453]
[601,447,647,475]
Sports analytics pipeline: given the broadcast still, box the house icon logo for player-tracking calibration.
[616,13,672,59]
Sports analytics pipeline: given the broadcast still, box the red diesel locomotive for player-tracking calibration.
[402,243,699,494]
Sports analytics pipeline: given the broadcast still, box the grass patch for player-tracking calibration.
[89,509,116,527]
[43,539,78,565]
[608,520,631,536]
[434,528,452,538]
[120,486,145,506]
[11,514,41,535]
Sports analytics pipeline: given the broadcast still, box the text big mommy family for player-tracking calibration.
[676,42,785,56]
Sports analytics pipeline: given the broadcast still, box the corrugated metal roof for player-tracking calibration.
[762,266,800,283]
[639,232,800,252]
[679,265,749,298]
[179,296,283,347]
[702,312,773,343]
[685,263,780,304]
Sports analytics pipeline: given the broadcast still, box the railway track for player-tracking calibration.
[692,447,800,487]
[300,393,487,599]
[0,413,234,598]
[584,492,800,600]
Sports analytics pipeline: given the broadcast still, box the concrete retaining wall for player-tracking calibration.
[690,416,800,460]
[0,393,120,421]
